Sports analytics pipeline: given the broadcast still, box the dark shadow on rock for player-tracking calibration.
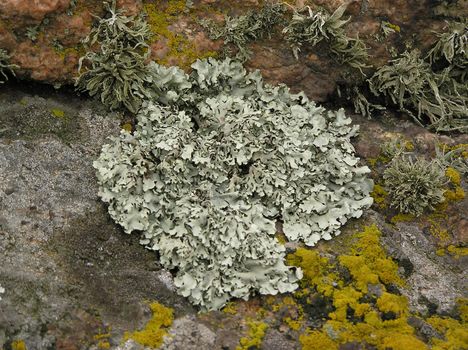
[47,204,194,330]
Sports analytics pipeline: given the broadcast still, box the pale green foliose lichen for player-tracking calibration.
[93,57,373,310]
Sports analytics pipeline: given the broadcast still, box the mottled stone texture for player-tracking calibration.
[0,86,192,349]
[0,0,70,21]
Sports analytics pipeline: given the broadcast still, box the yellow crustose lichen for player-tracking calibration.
[287,225,468,350]
[154,219,464,349]
[427,308,468,350]
[123,301,173,348]
[443,167,465,202]
[236,319,268,350]
[143,1,217,69]
[370,183,388,209]
[11,340,27,350]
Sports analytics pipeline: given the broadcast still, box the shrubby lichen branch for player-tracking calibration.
[0,48,17,84]
[282,5,369,72]
[427,20,467,75]
[75,0,153,113]
[369,49,468,132]
[199,2,285,61]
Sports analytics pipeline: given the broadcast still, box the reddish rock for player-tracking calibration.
[150,37,171,61]
[453,219,468,245]
[0,21,16,51]
[248,42,339,101]
[117,0,142,16]
[12,42,78,83]
[53,12,93,46]
[0,0,70,21]
[191,31,223,53]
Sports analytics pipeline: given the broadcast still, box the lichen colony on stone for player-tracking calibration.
[199,2,285,61]
[369,49,468,132]
[93,57,373,310]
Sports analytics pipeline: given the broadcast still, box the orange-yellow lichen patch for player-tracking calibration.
[289,225,428,350]
[429,219,451,246]
[427,314,468,350]
[446,245,468,259]
[445,167,461,186]
[121,122,133,132]
[94,331,111,349]
[390,213,415,224]
[376,292,408,315]
[300,329,338,350]
[123,301,174,348]
[287,247,337,297]
[222,302,237,315]
[271,296,304,331]
[443,167,465,202]
[51,108,65,118]
[11,340,27,350]
[341,225,404,288]
[236,320,268,350]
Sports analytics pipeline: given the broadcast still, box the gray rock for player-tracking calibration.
[161,315,216,350]
[114,340,144,350]
[0,86,192,349]
[376,213,467,315]
[261,329,299,350]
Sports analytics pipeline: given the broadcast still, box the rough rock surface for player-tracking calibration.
[0,0,466,100]
[382,219,466,314]
[161,316,217,350]
[0,84,194,348]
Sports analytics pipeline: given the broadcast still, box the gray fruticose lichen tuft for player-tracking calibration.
[339,85,385,119]
[435,143,468,176]
[200,2,285,62]
[380,138,408,159]
[383,155,447,216]
[282,5,368,72]
[93,57,374,310]
[75,0,153,113]
[200,3,368,71]
[427,20,467,80]
[0,48,17,84]
[369,49,468,132]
